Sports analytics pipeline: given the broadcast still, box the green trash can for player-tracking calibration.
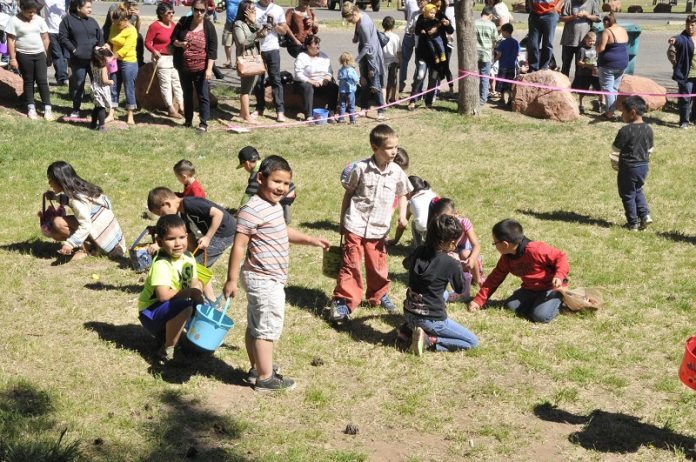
[593,22,642,75]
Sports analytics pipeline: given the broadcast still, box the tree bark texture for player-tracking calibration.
[454,0,479,115]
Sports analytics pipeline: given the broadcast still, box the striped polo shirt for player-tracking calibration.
[237,195,289,283]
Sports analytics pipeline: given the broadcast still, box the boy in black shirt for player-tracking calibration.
[612,96,654,231]
[147,187,236,299]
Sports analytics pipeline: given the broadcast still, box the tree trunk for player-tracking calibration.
[455,0,479,115]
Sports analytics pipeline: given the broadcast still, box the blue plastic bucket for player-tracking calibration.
[186,297,234,352]
[312,108,329,125]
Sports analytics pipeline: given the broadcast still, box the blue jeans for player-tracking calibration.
[338,91,356,122]
[70,59,92,111]
[399,33,416,93]
[677,79,696,124]
[405,313,479,352]
[505,288,562,323]
[527,12,559,71]
[179,69,210,128]
[111,60,138,110]
[478,60,492,105]
[254,49,284,114]
[411,60,428,101]
[598,66,624,114]
[617,164,649,226]
[48,33,69,83]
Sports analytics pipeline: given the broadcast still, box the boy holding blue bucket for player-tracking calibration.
[138,215,204,363]
[223,155,329,393]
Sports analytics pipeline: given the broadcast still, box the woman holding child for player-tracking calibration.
[233,0,261,123]
[596,13,628,120]
[171,0,217,133]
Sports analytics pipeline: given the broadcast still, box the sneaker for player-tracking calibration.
[27,105,38,120]
[196,125,207,134]
[155,345,175,363]
[640,214,653,230]
[627,223,640,232]
[410,327,429,356]
[44,106,54,121]
[377,112,386,121]
[254,372,296,393]
[380,294,397,313]
[328,299,351,322]
[250,111,261,119]
[680,122,689,129]
[69,110,81,119]
[276,112,286,123]
[245,364,280,385]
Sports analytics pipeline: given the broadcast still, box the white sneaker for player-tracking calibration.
[27,106,38,120]
[44,106,54,121]
[69,110,80,119]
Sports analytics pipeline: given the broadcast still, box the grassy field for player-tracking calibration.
[1,85,696,462]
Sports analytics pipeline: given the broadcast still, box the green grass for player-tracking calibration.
[1,85,696,461]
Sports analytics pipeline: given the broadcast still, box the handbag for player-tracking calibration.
[237,51,266,77]
[38,192,66,237]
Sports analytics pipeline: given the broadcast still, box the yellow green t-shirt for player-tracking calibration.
[109,25,138,63]
[138,251,198,311]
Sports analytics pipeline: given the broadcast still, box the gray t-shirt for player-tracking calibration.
[560,0,600,47]
[576,46,597,76]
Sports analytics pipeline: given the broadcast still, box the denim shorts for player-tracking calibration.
[242,270,285,341]
[139,298,193,338]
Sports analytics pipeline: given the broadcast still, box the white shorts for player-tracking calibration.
[242,270,285,341]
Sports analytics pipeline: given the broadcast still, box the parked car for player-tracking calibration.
[327,0,379,11]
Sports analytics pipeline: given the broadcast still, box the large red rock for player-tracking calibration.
[616,74,667,112]
[135,63,216,112]
[0,67,24,102]
[512,70,580,122]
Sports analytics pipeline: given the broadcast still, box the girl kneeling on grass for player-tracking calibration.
[45,161,126,261]
[401,214,479,356]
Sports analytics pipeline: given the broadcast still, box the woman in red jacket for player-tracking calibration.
[469,219,569,323]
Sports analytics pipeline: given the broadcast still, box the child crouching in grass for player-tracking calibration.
[223,155,329,393]
[469,219,569,323]
[401,214,479,356]
[138,214,203,363]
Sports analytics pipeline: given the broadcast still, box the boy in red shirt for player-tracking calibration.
[469,219,569,323]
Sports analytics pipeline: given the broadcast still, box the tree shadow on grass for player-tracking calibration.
[285,284,405,348]
[298,219,340,233]
[0,380,81,461]
[656,230,696,246]
[534,402,696,460]
[84,282,141,294]
[517,209,613,228]
[83,322,246,386]
[0,239,61,259]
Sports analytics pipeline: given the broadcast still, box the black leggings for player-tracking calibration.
[91,107,106,128]
[16,51,51,107]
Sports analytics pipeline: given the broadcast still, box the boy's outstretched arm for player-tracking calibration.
[288,228,330,250]
[223,233,250,300]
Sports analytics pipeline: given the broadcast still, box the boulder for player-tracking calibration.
[654,2,671,11]
[627,4,644,12]
[0,67,24,102]
[602,0,622,11]
[616,74,667,112]
[134,63,216,112]
[512,70,580,122]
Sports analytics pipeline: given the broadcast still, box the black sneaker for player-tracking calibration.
[155,345,175,364]
[639,214,653,230]
[254,372,296,393]
[244,364,280,385]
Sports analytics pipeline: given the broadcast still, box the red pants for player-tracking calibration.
[332,231,390,312]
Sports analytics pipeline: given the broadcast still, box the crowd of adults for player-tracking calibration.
[2,0,696,127]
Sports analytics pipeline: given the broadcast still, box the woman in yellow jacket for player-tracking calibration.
[108,5,138,125]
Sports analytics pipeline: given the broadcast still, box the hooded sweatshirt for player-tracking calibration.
[402,245,465,321]
[58,12,103,62]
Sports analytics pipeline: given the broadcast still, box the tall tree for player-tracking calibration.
[455,0,479,115]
